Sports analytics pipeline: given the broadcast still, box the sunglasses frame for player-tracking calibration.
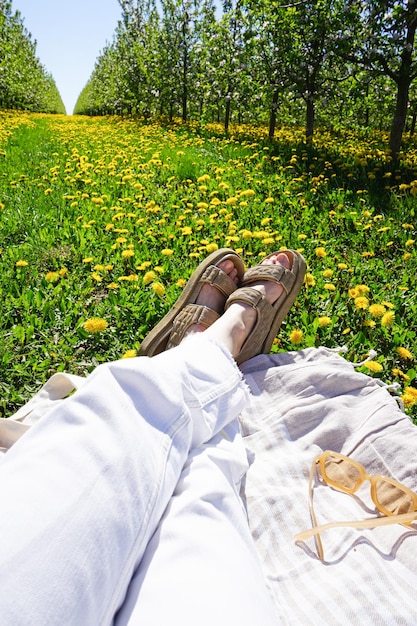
[295,450,417,560]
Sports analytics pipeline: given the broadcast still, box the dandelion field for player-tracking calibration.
[1,110,417,420]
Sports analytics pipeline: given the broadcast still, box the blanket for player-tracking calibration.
[240,347,417,625]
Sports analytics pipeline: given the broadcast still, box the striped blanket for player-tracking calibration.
[240,347,417,625]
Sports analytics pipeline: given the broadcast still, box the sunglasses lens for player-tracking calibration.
[375,479,415,515]
[324,455,361,491]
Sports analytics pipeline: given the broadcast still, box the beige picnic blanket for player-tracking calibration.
[240,347,417,625]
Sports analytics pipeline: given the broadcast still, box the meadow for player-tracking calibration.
[1,110,417,420]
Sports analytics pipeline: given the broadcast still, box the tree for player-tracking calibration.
[336,0,417,158]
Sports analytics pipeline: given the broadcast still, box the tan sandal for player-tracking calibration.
[139,248,245,356]
[225,249,306,364]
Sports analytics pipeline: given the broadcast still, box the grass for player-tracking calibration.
[1,110,417,419]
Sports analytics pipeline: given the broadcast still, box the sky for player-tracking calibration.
[11,0,123,115]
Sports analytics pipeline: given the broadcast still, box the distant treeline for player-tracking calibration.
[0,1,65,114]
[74,0,417,158]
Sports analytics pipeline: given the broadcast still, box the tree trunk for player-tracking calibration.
[410,110,416,136]
[389,79,410,159]
[224,96,231,133]
[306,97,315,140]
[268,89,279,139]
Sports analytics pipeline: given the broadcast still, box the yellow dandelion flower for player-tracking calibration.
[83,257,93,263]
[338,263,348,270]
[315,247,327,258]
[45,271,60,283]
[143,271,156,285]
[363,361,383,373]
[240,189,255,197]
[181,227,193,236]
[405,239,415,246]
[122,349,137,359]
[226,197,238,205]
[176,278,186,288]
[152,281,165,297]
[368,304,386,318]
[392,368,409,381]
[381,311,395,327]
[342,327,351,335]
[348,288,357,298]
[381,301,395,309]
[397,347,413,360]
[322,269,334,278]
[15,259,28,267]
[206,243,219,253]
[318,316,332,327]
[324,283,336,291]
[298,234,307,240]
[108,282,119,290]
[363,320,376,327]
[161,249,174,256]
[289,329,304,344]
[305,273,316,287]
[91,272,102,282]
[356,284,370,295]
[402,386,417,408]
[83,318,108,334]
[122,249,135,258]
[354,296,369,310]
[59,268,68,277]
[404,252,412,261]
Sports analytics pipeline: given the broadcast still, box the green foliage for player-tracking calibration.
[1,111,417,419]
[0,1,65,114]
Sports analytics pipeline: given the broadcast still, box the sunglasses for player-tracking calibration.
[294,450,417,560]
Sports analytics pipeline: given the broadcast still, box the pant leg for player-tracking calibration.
[0,335,250,626]
[116,422,278,626]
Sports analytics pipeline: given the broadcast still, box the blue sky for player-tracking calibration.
[12,0,123,114]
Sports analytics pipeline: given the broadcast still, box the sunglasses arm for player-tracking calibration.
[295,511,417,542]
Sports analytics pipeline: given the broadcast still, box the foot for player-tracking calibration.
[183,259,240,335]
[204,253,291,358]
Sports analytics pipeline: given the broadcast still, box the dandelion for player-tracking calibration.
[177,278,186,288]
[122,249,135,258]
[356,284,370,295]
[402,386,417,409]
[305,273,316,287]
[83,257,93,263]
[368,304,386,318]
[324,283,336,291]
[315,247,327,258]
[143,271,157,285]
[392,368,409,381]
[15,259,28,267]
[397,347,413,360]
[405,239,415,247]
[161,249,174,256]
[83,318,108,334]
[318,316,332,327]
[354,296,369,310]
[152,281,165,297]
[381,311,395,327]
[122,349,137,359]
[45,271,60,283]
[322,269,334,278]
[289,329,303,344]
[108,282,119,290]
[363,361,383,373]
[404,253,412,261]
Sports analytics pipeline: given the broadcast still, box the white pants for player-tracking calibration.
[0,335,278,625]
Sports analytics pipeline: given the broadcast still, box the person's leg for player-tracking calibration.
[0,335,250,626]
[116,252,301,625]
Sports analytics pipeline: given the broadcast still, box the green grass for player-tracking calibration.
[1,111,417,419]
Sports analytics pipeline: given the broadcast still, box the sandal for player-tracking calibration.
[225,249,306,364]
[139,248,245,356]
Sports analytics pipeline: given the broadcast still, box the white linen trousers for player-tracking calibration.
[0,334,278,626]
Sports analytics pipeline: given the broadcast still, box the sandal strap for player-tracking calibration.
[225,287,274,363]
[242,258,296,294]
[199,265,238,298]
[167,304,220,349]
